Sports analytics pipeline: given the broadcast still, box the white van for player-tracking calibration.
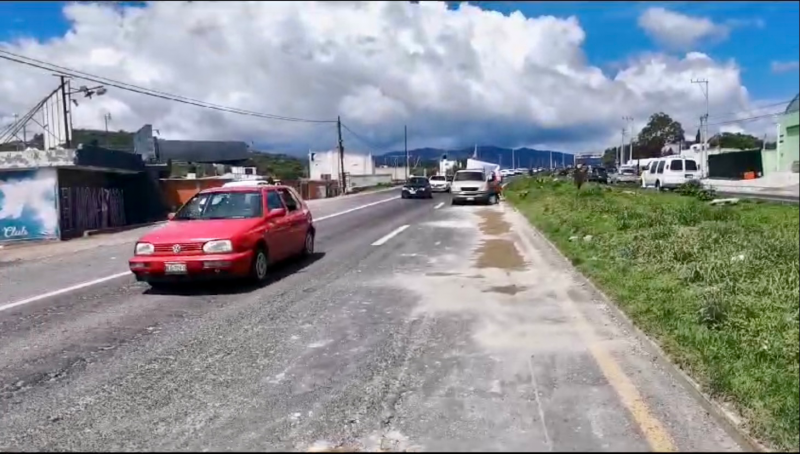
[642,157,700,190]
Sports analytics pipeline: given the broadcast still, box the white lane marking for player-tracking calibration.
[0,272,131,313]
[0,196,403,313]
[314,196,400,222]
[371,225,410,246]
[434,202,444,210]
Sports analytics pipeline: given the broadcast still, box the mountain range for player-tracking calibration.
[376,146,574,168]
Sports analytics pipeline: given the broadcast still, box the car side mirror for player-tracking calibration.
[167,212,175,220]
[267,208,287,218]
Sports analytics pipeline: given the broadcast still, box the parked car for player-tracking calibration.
[642,157,701,190]
[428,175,451,193]
[450,169,499,205]
[401,176,433,199]
[609,167,639,185]
[129,184,314,288]
[587,166,609,184]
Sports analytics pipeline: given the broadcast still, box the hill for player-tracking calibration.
[378,146,573,168]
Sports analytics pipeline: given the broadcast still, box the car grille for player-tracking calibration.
[154,242,204,255]
[460,187,480,192]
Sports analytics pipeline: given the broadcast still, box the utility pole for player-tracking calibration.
[511,148,515,169]
[622,116,633,164]
[13,114,21,150]
[691,78,709,146]
[103,112,112,147]
[404,125,409,180]
[549,150,553,170]
[619,127,626,167]
[337,116,345,195]
[691,78,710,177]
[59,75,71,149]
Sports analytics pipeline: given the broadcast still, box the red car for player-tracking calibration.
[129,184,315,287]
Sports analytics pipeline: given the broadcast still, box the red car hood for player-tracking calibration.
[140,218,261,244]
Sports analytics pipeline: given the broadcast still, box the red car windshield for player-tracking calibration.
[174,191,264,220]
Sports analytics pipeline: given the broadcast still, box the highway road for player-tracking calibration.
[0,188,745,451]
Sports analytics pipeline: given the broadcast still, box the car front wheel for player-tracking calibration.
[302,230,315,257]
[250,247,269,283]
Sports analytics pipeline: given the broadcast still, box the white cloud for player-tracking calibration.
[771,60,800,74]
[638,7,729,50]
[0,2,778,154]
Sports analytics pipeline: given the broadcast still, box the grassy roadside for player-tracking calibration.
[504,177,800,451]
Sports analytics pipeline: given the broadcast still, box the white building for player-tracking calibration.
[308,149,376,181]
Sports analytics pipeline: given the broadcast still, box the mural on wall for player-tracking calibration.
[0,169,60,241]
[59,186,126,235]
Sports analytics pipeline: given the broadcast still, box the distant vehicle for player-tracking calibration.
[401,176,433,199]
[642,157,700,191]
[429,175,451,193]
[588,166,609,184]
[610,167,639,184]
[450,169,498,205]
[129,185,314,288]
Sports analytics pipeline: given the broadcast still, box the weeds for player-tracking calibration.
[505,178,800,451]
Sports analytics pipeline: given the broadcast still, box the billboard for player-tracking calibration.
[0,169,60,242]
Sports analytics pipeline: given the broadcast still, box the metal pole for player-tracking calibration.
[104,112,110,147]
[60,75,71,148]
[404,125,408,179]
[337,116,345,195]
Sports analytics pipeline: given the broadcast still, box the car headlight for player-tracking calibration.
[203,240,233,254]
[135,242,154,256]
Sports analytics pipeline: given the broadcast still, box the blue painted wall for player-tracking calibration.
[0,168,60,242]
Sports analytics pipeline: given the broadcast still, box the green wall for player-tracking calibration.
[778,111,799,173]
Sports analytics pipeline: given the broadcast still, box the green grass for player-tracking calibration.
[504,177,800,451]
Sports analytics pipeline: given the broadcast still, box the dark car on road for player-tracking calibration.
[401,176,433,199]
[588,166,609,184]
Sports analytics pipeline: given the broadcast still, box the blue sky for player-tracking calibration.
[2,1,797,104]
[0,1,797,153]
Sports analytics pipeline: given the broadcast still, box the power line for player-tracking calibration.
[340,122,384,153]
[709,99,793,120]
[0,49,337,124]
[705,110,784,128]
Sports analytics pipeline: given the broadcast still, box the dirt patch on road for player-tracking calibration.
[476,209,511,236]
[475,239,526,271]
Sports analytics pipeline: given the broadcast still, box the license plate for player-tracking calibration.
[685,174,694,179]
[466,197,475,201]
[165,263,187,274]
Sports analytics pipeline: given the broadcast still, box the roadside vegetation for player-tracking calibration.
[505,177,800,451]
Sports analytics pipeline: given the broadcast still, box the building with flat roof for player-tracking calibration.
[763,94,799,175]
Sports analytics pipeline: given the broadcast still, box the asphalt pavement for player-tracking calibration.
[0,189,746,452]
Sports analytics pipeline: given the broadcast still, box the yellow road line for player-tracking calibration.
[509,209,677,452]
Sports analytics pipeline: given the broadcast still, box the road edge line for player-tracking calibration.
[0,272,132,313]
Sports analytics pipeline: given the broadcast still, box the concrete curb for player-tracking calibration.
[83,221,167,238]
[506,202,770,453]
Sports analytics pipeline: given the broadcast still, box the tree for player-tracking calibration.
[708,132,762,150]
[601,147,617,167]
[636,112,685,159]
